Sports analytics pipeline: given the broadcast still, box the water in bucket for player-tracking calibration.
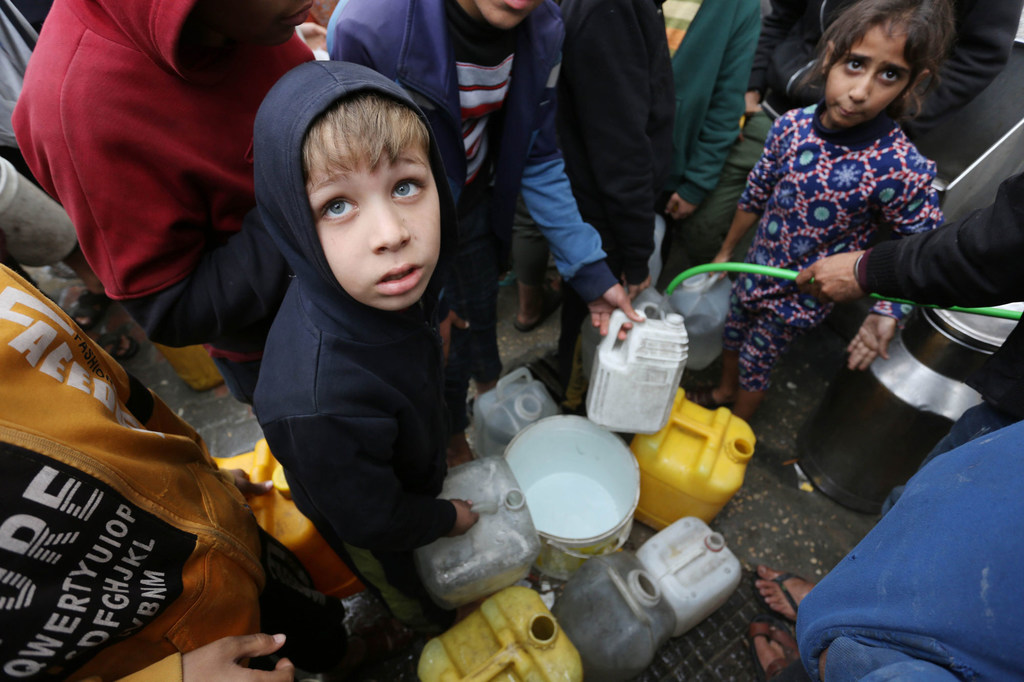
[414,457,541,609]
[668,272,731,370]
[587,309,688,434]
[418,586,582,682]
[472,367,559,458]
[505,416,639,580]
[636,517,741,636]
[552,552,675,682]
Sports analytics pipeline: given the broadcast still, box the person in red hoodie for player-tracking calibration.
[13,0,313,403]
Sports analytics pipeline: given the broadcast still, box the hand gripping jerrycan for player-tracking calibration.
[586,309,688,434]
[472,367,560,458]
[630,389,755,527]
[668,272,731,370]
[580,288,674,383]
[215,440,363,598]
[635,517,742,637]
[551,551,675,682]
[418,586,582,682]
[414,457,541,609]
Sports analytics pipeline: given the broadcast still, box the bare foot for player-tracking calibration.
[754,565,816,621]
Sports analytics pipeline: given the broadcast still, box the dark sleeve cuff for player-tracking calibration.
[863,242,901,295]
[567,260,619,303]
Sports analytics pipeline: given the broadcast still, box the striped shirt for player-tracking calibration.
[456,54,514,183]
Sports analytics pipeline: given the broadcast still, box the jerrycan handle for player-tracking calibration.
[495,366,533,400]
[597,309,643,363]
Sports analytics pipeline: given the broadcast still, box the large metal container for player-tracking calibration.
[797,305,1020,513]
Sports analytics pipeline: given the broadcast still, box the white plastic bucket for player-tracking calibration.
[505,415,640,580]
[0,156,78,266]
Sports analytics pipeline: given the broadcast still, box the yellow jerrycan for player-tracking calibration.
[418,586,582,682]
[216,439,363,599]
[630,389,755,528]
[151,342,224,391]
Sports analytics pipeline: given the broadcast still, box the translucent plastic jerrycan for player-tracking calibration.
[414,457,541,609]
[216,440,363,598]
[472,367,560,458]
[587,309,688,434]
[630,389,755,527]
[581,288,673,383]
[551,551,675,682]
[635,517,741,636]
[668,272,731,370]
[418,586,582,682]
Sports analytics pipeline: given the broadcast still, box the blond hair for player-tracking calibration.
[302,92,430,186]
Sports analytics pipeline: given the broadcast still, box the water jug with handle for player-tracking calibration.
[636,516,741,636]
[582,287,673,382]
[414,457,541,609]
[551,551,676,682]
[472,366,559,458]
[587,309,688,434]
[668,272,731,370]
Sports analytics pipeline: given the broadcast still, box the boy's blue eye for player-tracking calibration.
[393,180,421,198]
[324,199,352,218]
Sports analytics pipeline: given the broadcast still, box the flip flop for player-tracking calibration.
[98,331,140,362]
[69,290,113,331]
[753,570,805,622]
[747,614,800,681]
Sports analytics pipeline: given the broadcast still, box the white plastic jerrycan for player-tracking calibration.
[414,457,541,609]
[635,516,741,637]
[472,367,560,458]
[586,309,688,434]
[668,273,731,371]
[581,287,673,383]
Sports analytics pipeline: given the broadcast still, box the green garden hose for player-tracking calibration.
[665,262,1022,322]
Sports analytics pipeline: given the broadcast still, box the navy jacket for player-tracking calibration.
[327,0,617,302]
[252,62,458,551]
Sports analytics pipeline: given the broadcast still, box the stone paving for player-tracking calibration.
[26,265,880,681]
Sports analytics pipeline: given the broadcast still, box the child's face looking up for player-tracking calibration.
[308,146,441,311]
[821,25,912,130]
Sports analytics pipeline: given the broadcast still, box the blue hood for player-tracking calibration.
[253,60,456,335]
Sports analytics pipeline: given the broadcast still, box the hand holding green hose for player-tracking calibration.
[665,262,1022,321]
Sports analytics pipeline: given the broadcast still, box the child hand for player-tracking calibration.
[847,314,897,370]
[182,633,293,681]
[446,499,479,536]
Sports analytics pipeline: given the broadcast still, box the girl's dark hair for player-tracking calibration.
[813,0,955,119]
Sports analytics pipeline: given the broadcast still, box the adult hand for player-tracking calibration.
[182,633,294,681]
[847,314,897,370]
[626,275,651,301]
[665,193,698,221]
[587,283,645,338]
[796,252,866,303]
[446,499,479,536]
[227,469,273,497]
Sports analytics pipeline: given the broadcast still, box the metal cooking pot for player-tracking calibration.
[796,304,1021,513]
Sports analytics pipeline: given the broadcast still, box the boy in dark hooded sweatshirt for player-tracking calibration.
[252,61,478,633]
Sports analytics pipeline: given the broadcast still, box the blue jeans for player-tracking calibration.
[881,401,1019,515]
[444,196,503,434]
[823,637,960,681]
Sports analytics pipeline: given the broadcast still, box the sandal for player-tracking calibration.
[747,614,800,681]
[753,566,812,622]
[69,290,112,330]
[98,331,140,362]
[686,385,733,409]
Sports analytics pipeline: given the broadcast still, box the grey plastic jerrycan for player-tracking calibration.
[552,551,676,681]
